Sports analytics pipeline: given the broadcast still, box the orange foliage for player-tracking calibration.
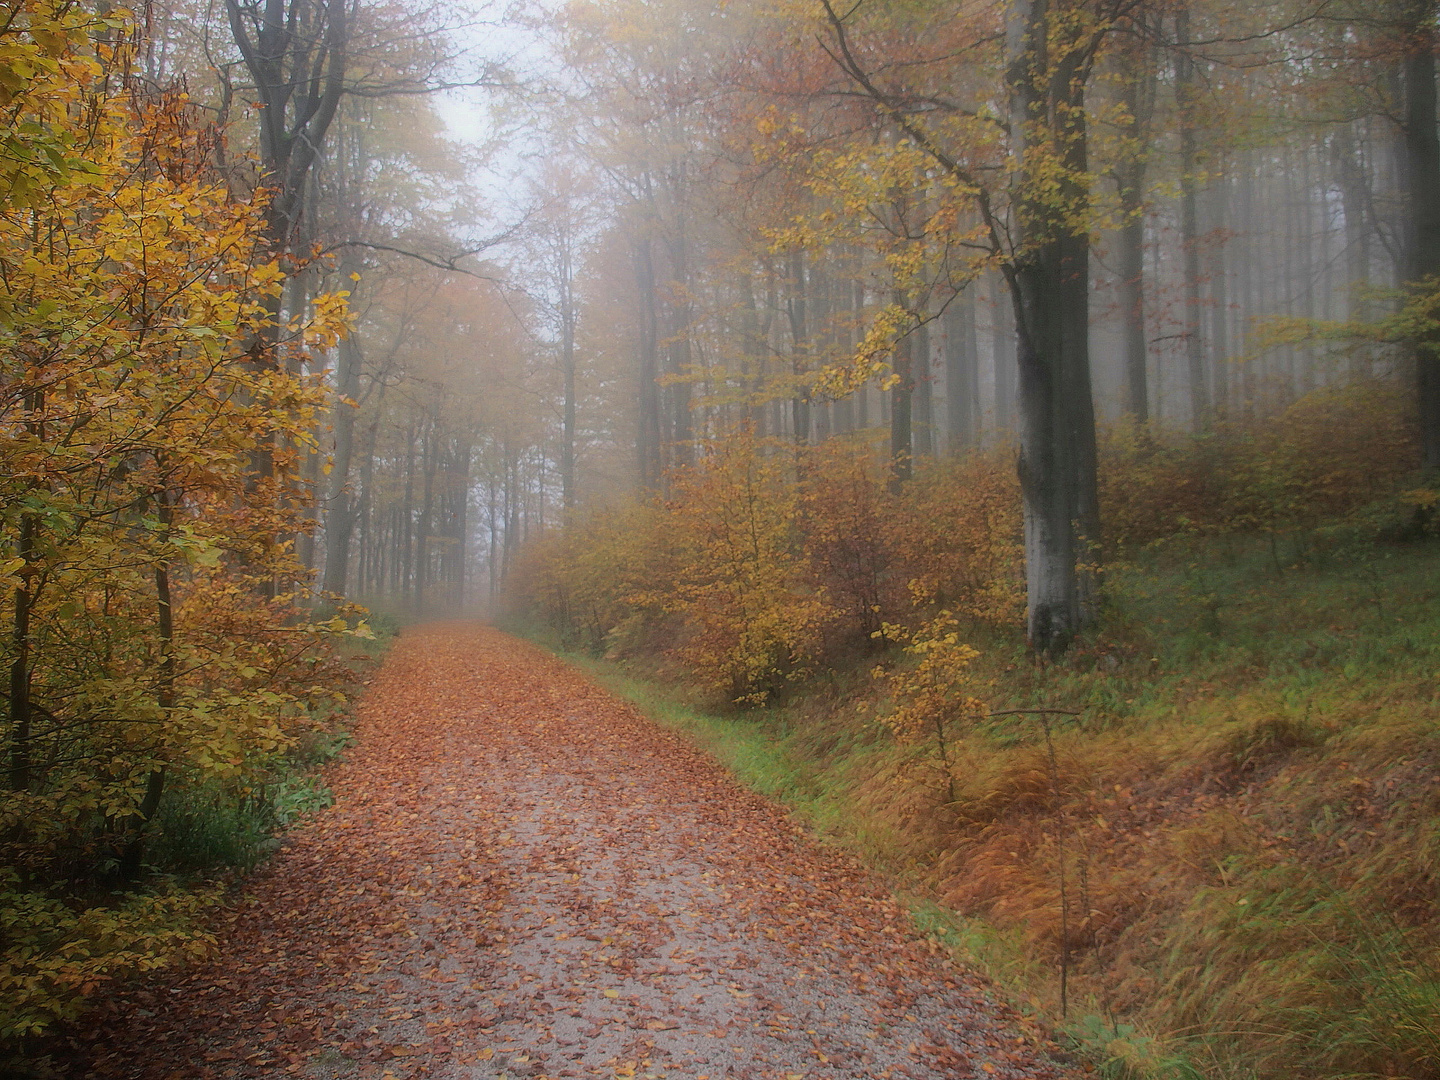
[519,435,1024,700]
[795,441,901,644]
[662,436,832,703]
[519,378,1419,705]
[885,454,1024,625]
[1101,381,1419,547]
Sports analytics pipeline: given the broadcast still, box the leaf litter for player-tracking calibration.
[67,623,1076,1080]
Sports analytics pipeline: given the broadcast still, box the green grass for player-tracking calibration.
[150,744,347,874]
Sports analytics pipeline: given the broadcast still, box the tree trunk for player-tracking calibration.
[889,289,914,491]
[1208,181,1231,416]
[913,319,934,458]
[355,412,377,596]
[740,270,766,436]
[990,271,1016,434]
[635,233,662,489]
[787,249,811,446]
[945,288,979,454]
[1400,1,1440,467]
[1236,155,1257,416]
[1115,36,1153,424]
[559,236,578,513]
[119,490,175,881]
[416,421,438,617]
[400,422,416,609]
[1177,8,1211,432]
[8,506,35,794]
[665,225,694,469]
[1006,0,1102,655]
[453,441,472,610]
[322,329,363,599]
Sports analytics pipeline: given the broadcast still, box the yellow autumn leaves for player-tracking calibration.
[0,1,357,1040]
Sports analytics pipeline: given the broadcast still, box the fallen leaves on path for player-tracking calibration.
[67,623,1075,1080]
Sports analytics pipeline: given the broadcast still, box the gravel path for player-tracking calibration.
[70,623,1073,1080]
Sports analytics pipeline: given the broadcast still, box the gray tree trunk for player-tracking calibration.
[1006,0,1102,654]
[634,231,662,489]
[944,289,979,454]
[787,249,811,445]
[1399,1,1440,467]
[1177,8,1211,432]
[1115,28,1154,424]
[321,329,364,598]
[889,288,913,491]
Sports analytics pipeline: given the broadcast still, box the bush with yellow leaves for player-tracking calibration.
[874,612,988,802]
[664,435,833,704]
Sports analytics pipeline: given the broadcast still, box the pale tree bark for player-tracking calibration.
[853,274,870,429]
[321,327,363,598]
[561,281,578,512]
[889,287,914,492]
[634,229,663,490]
[415,418,437,616]
[1207,183,1230,416]
[1333,123,1375,380]
[787,248,812,445]
[1114,28,1154,424]
[990,273,1016,433]
[1176,6,1210,432]
[663,170,695,468]
[944,288,979,455]
[1005,0,1103,654]
[812,256,834,441]
[914,319,934,458]
[739,270,768,437]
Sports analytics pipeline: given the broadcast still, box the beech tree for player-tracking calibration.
[224,0,349,266]
[809,0,1126,653]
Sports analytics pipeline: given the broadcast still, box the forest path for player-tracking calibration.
[73,623,1071,1080]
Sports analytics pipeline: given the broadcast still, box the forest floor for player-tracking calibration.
[63,623,1073,1080]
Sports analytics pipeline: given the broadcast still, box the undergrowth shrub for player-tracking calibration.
[1100,379,1420,550]
[887,453,1024,620]
[516,500,669,656]
[872,612,988,802]
[797,440,900,645]
[511,434,1025,702]
[0,872,220,1041]
[662,435,832,703]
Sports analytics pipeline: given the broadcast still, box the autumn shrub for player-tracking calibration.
[885,452,1025,623]
[511,499,671,655]
[1097,421,1235,545]
[662,436,832,703]
[796,440,901,645]
[518,436,1026,701]
[871,612,988,802]
[1101,379,1420,552]
[0,873,221,1042]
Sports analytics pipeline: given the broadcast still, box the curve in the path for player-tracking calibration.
[71,623,1073,1080]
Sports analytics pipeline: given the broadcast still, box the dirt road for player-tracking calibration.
[71,624,1072,1080]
